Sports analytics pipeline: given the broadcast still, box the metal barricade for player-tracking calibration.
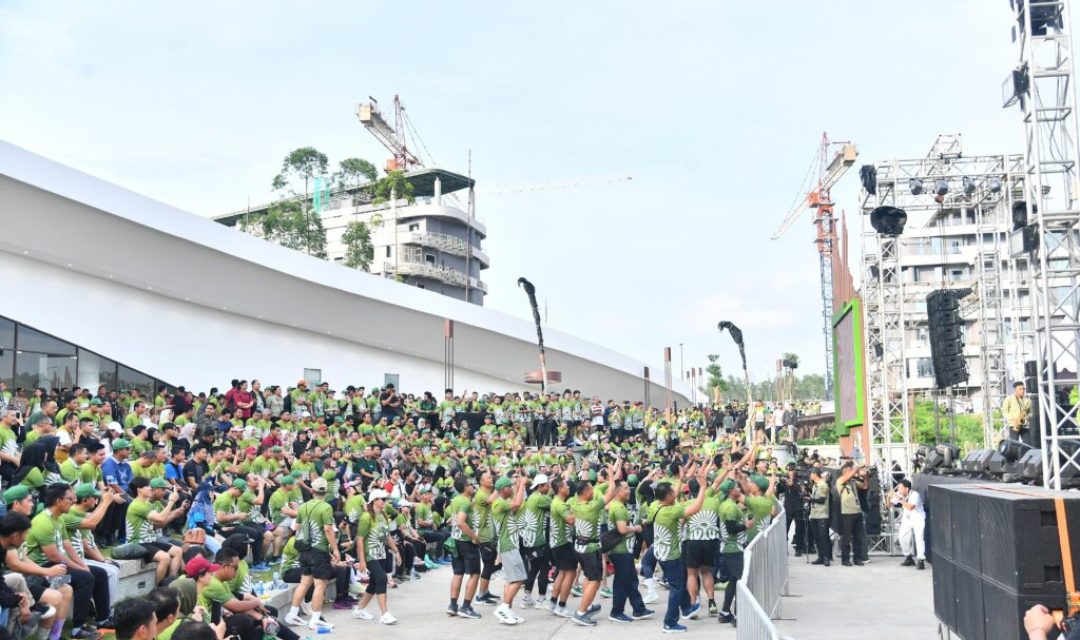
[736,507,791,640]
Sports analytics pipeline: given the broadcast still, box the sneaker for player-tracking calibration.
[599,586,613,598]
[251,563,271,572]
[643,591,659,604]
[283,614,307,627]
[662,623,688,633]
[351,607,374,620]
[658,578,670,590]
[333,599,353,610]
[299,601,314,616]
[571,584,584,597]
[548,600,560,613]
[718,612,735,625]
[609,613,633,623]
[586,604,602,616]
[458,605,481,619]
[446,603,459,617]
[534,598,550,610]
[380,612,397,625]
[917,560,926,570]
[494,605,517,626]
[553,605,573,618]
[632,608,655,620]
[475,593,498,606]
[708,602,718,615]
[509,609,525,624]
[308,619,334,633]
[681,603,701,620]
[521,594,534,606]
[572,612,598,627]
[35,606,56,623]
[900,556,915,567]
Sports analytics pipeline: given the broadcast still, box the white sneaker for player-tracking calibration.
[308,619,334,633]
[643,591,659,604]
[380,612,398,625]
[521,594,534,606]
[553,605,573,618]
[352,607,374,620]
[494,604,517,625]
[534,598,550,610]
[283,614,307,627]
[510,610,525,624]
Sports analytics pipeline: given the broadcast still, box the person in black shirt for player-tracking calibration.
[183,445,211,491]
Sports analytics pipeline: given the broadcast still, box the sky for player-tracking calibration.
[0,1,1050,385]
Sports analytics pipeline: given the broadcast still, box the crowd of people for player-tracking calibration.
[0,378,837,637]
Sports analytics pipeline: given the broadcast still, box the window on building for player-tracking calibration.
[408,223,419,232]
[0,317,13,388]
[916,358,934,378]
[117,365,154,398]
[304,368,322,385]
[77,349,117,392]
[385,246,392,258]
[425,254,436,265]
[334,256,343,263]
[15,325,77,391]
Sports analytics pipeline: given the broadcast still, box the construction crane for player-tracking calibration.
[481,174,633,196]
[772,133,857,400]
[356,95,424,172]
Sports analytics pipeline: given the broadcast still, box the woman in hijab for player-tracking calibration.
[14,435,61,486]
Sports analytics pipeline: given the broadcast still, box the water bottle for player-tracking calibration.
[316,627,331,635]
[272,572,281,590]
[255,582,264,596]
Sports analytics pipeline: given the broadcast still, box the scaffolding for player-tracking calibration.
[1009,0,1080,489]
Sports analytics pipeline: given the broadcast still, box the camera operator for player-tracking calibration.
[781,464,807,557]
[836,461,865,566]
[808,468,831,566]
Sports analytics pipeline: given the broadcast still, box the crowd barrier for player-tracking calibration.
[737,507,791,640]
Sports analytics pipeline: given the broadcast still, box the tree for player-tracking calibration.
[341,220,374,270]
[698,354,728,402]
[274,147,329,197]
[238,147,330,259]
[371,170,415,206]
[335,158,378,190]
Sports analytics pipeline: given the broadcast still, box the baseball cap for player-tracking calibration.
[530,474,550,489]
[150,478,169,489]
[280,475,295,486]
[494,477,513,491]
[75,483,101,499]
[184,555,221,578]
[368,488,389,501]
[27,413,49,426]
[107,422,124,434]
[232,479,248,491]
[112,438,132,451]
[3,485,30,503]
[311,478,328,493]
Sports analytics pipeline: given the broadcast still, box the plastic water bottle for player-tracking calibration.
[316,627,331,635]
[272,572,281,590]
[255,582,264,596]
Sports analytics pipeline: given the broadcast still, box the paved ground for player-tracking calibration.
[289,552,938,639]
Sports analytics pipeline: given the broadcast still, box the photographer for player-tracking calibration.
[836,462,865,566]
[781,464,807,557]
[808,468,832,566]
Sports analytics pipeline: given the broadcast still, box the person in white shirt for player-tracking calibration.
[891,479,926,569]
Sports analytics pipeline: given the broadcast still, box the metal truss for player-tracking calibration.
[1010,0,1080,489]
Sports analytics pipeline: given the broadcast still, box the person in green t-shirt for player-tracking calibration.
[351,489,400,623]
[606,478,650,621]
[566,459,622,626]
[652,463,711,631]
[447,476,483,619]
[517,474,552,605]
[127,477,185,585]
[491,475,527,624]
[284,477,337,632]
[470,472,499,605]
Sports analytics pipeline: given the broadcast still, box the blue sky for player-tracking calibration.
[0,1,1047,385]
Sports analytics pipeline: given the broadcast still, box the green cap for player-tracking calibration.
[3,485,30,503]
[280,475,295,486]
[26,412,49,426]
[494,477,513,490]
[419,486,432,494]
[150,478,169,489]
[752,475,769,491]
[21,467,44,488]
[271,446,282,453]
[75,483,101,499]
[90,398,104,406]
[627,474,639,486]
[112,438,132,451]
[232,479,248,491]
[718,479,736,497]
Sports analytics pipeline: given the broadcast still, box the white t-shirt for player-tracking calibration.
[902,490,925,521]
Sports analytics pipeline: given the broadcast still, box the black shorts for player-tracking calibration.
[576,549,603,582]
[140,541,174,562]
[452,540,481,576]
[551,543,577,571]
[684,539,717,569]
[299,548,334,581]
[25,576,47,602]
[718,551,744,583]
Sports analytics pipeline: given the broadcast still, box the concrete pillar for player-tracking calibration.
[434,177,442,205]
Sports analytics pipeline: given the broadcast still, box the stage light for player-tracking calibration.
[934,179,949,197]
[998,438,1033,463]
[962,176,976,195]
[988,177,1002,193]
[909,178,924,195]
[870,206,907,236]
[860,165,878,195]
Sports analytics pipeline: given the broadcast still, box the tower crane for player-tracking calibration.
[356,95,423,172]
[771,133,857,400]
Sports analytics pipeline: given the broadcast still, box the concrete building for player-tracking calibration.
[214,168,489,305]
[0,139,689,404]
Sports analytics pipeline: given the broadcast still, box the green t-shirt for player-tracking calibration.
[60,507,92,559]
[197,576,233,609]
[225,559,252,595]
[213,492,238,520]
[549,496,571,548]
[156,618,183,640]
[685,494,721,541]
[79,462,102,484]
[24,510,64,565]
[59,458,81,484]
[343,495,366,524]
[280,537,299,571]
[471,489,494,543]
[652,502,688,561]
[0,425,18,460]
[356,511,389,561]
[718,499,749,553]
[570,494,605,553]
[491,497,519,554]
[269,488,301,524]
[296,499,334,552]
[126,497,155,543]
[606,499,633,555]
[745,495,777,540]
[521,492,551,548]
[448,494,472,542]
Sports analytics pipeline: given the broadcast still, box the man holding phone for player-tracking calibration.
[125,477,186,585]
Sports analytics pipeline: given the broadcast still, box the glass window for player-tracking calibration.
[16,351,77,391]
[117,365,154,398]
[916,358,934,378]
[303,368,322,385]
[16,326,76,356]
[0,318,13,389]
[77,349,117,392]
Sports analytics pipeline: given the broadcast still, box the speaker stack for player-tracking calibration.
[930,484,1080,640]
[926,289,971,389]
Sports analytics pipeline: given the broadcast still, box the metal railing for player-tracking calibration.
[737,507,790,640]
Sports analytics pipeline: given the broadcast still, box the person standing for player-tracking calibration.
[518,474,552,610]
[567,460,622,627]
[351,489,400,625]
[1002,381,1034,447]
[605,478,652,623]
[283,477,336,633]
[836,462,865,567]
[492,475,527,625]
[808,468,832,567]
[891,479,926,570]
[547,475,577,618]
[447,477,482,620]
[652,463,710,634]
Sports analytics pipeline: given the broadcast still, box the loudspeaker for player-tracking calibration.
[1018,448,1042,481]
[927,289,971,388]
[930,484,1080,640]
